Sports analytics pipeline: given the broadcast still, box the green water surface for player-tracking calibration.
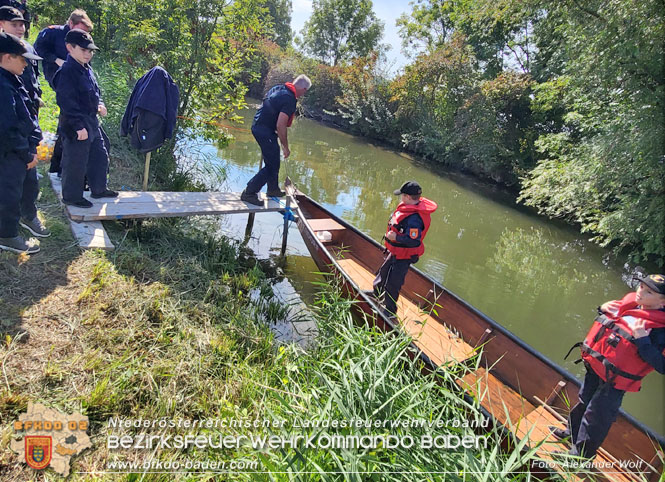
[201,106,663,435]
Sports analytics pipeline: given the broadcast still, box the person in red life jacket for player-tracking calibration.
[554,274,665,458]
[240,75,311,206]
[372,181,438,317]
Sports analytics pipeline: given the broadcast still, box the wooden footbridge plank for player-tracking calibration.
[65,191,290,222]
[48,173,115,250]
[48,174,293,249]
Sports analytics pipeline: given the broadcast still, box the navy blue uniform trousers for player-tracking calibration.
[373,253,415,315]
[61,118,109,202]
[245,126,280,194]
[0,153,38,238]
[568,366,625,458]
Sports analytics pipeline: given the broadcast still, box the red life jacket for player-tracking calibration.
[284,82,296,127]
[581,292,665,392]
[384,197,437,259]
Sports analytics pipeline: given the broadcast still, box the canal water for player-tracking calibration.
[189,106,663,435]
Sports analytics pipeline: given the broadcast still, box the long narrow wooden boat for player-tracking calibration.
[290,188,664,482]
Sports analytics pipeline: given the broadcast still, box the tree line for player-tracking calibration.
[30,0,664,263]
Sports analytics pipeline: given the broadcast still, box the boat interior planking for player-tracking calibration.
[293,190,664,482]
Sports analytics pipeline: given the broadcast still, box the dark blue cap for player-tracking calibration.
[65,28,99,50]
[394,181,422,196]
[0,31,41,59]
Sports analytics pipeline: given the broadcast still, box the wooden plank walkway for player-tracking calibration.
[336,255,475,366]
[48,173,115,250]
[48,175,292,249]
[65,191,290,222]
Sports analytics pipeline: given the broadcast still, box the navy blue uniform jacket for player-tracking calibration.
[253,84,296,132]
[52,55,102,137]
[20,41,41,116]
[0,66,41,161]
[34,24,69,85]
[635,326,665,374]
[120,66,179,140]
[392,213,425,248]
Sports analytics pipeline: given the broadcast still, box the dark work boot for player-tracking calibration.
[91,189,119,199]
[63,198,93,208]
[549,426,570,440]
[266,189,286,198]
[240,190,263,206]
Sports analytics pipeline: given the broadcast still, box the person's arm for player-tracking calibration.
[0,88,25,156]
[633,322,665,373]
[55,68,88,137]
[33,29,61,66]
[276,112,290,158]
[392,214,424,247]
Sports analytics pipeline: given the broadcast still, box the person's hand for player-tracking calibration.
[98,104,107,117]
[38,97,45,108]
[76,128,89,141]
[600,300,621,314]
[282,146,290,159]
[26,153,38,169]
[386,231,397,242]
[633,319,649,338]
[55,58,65,67]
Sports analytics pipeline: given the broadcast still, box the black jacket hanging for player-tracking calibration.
[121,66,179,153]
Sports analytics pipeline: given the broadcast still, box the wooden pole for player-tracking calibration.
[280,193,290,256]
[244,156,264,243]
[142,151,152,191]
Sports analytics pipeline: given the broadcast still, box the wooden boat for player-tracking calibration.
[289,187,664,482]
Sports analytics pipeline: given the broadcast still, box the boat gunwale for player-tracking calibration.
[294,192,665,448]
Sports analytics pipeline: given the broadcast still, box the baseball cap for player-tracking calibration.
[0,5,27,23]
[637,274,665,295]
[65,28,99,50]
[0,31,41,59]
[394,181,422,196]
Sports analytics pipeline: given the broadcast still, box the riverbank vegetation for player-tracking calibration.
[0,0,656,478]
[1,65,564,478]
[29,0,664,263]
[258,0,663,264]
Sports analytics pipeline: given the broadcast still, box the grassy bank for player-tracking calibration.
[0,60,590,481]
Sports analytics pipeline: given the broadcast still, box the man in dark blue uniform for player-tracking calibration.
[34,9,93,176]
[53,28,116,208]
[240,74,311,206]
[34,9,92,86]
[0,32,46,254]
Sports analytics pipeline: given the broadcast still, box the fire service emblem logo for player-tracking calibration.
[25,436,52,470]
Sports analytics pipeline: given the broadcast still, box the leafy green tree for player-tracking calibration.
[396,0,455,54]
[33,0,268,124]
[301,0,384,66]
[453,72,535,184]
[397,0,538,76]
[391,34,479,161]
[262,0,292,48]
[521,0,665,262]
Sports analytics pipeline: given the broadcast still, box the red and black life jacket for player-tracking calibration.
[284,82,297,127]
[577,292,665,392]
[384,197,437,259]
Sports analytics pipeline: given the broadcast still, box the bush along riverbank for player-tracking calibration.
[0,56,593,482]
[249,0,665,266]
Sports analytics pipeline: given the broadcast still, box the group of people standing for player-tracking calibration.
[0,3,114,254]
